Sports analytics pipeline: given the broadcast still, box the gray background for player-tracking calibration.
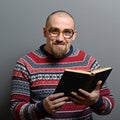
[0,0,119,120]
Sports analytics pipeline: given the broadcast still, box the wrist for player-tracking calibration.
[90,95,103,109]
[36,101,49,116]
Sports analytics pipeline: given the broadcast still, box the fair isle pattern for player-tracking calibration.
[10,45,114,120]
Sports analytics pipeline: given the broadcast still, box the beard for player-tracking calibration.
[51,42,68,58]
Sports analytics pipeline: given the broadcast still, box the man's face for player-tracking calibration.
[43,14,76,58]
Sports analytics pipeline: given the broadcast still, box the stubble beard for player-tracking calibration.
[51,43,68,58]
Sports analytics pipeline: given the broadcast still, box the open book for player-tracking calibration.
[54,67,112,96]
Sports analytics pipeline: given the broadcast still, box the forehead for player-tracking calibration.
[47,14,74,29]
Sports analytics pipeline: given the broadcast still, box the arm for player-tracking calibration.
[10,59,68,120]
[69,60,114,115]
[90,82,114,115]
[10,61,44,120]
[69,80,114,115]
[90,60,114,115]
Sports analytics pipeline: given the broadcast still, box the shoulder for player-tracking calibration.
[15,49,38,65]
[72,48,91,59]
[73,48,101,69]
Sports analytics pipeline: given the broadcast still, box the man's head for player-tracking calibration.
[43,10,77,58]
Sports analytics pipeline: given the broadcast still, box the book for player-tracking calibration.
[54,67,112,96]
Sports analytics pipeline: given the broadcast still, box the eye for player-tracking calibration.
[49,28,59,34]
[64,29,73,36]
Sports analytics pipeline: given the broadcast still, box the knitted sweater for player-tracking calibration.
[10,44,114,120]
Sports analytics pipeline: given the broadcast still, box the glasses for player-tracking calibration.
[48,27,75,39]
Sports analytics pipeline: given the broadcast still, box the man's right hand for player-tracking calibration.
[43,93,69,114]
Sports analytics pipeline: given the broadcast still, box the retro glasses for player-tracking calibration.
[48,27,75,39]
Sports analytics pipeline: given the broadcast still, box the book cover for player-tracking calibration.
[54,67,112,96]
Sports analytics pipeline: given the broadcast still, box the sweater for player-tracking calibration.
[10,44,114,120]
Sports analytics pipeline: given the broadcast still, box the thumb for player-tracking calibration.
[95,80,102,90]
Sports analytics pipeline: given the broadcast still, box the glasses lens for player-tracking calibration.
[48,28,59,37]
[63,29,74,38]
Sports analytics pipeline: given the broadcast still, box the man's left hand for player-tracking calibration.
[69,80,102,106]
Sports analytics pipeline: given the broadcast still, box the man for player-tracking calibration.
[10,10,114,120]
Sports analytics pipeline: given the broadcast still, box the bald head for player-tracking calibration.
[45,10,75,28]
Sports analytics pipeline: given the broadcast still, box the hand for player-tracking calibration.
[43,93,69,114]
[69,80,102,106]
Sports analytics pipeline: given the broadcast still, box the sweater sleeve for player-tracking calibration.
[90,82,114,115]
[90,60,114,115]
[10,59,46,120]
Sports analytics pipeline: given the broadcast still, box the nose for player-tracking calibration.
[56,32,65,41]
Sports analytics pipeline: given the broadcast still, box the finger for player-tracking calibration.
[55,101,66,108]
[78,89,90,98]
[49,93,65,100]
[69,96,84,105]
[95,80,102,90]
[71,91,86,100]
[53,96,69,104]
[52,101,66,111]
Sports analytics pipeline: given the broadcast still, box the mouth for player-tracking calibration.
[52,42,67,46]
[52,43,67,49]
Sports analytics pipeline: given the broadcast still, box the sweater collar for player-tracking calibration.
[40,44,73,59]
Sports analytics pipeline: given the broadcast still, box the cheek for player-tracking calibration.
[65,41,71,48]
[66,40,73,48]
[66,39,73,45]
[46,38,54,46]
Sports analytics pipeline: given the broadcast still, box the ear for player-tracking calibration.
[43,27,47,37]
[72,30,77,41]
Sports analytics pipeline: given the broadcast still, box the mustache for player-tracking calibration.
[52,40,68,45]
